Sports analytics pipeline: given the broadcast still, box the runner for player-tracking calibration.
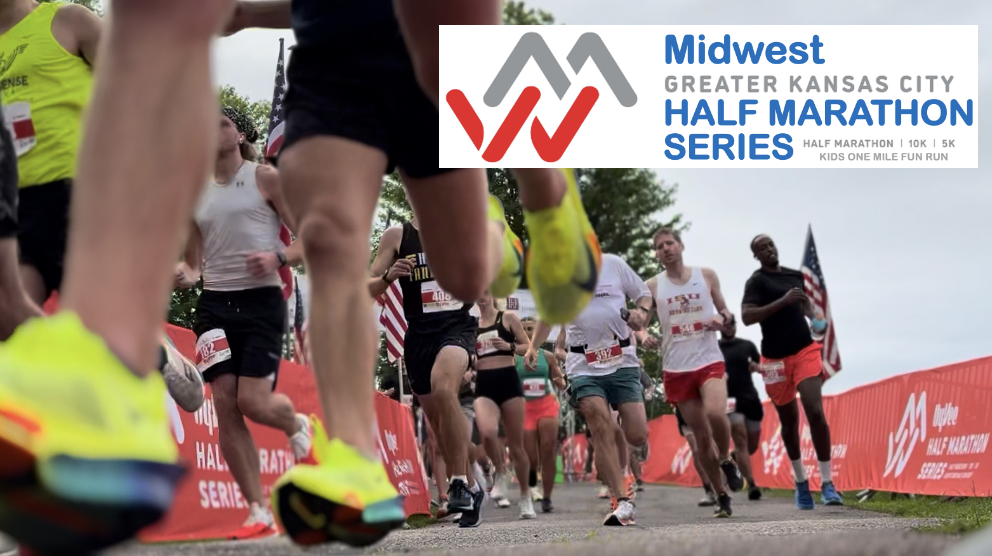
[369,218,486,528]
[719,318,765,501]
[175,106,312,539]
[0,0,99,308]
[473,293,535,519]
[0,0,216,550]
[675,407,719,507]
[517,316,565,513]
[742,234,843,509]
[643,227,744,518]
[525,253,653,526]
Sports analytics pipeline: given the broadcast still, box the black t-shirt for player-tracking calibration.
[742,267,813,359]
[397,222,473,333]
[718,338,761,400]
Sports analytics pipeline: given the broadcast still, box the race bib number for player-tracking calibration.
[3,102,36,157]
[522,378,547,398]
[585,343,622,366]
[476,330,498,356]
[195,329,232,374]
[420,280,462,313]
[759,361,786,385]
[726,397,737,414]
[670,321,704,339]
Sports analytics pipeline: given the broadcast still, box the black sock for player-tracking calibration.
[529,470,538,488]
[157,345,168,372]
[618,497,630,503]
[703,483,713,493]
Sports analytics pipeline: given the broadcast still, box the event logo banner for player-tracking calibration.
[439,26,978,168]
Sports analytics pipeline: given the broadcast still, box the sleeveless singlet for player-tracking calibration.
[476,311,516,360]
[194,162,284,292]
[655,267,725,373]
[0,3,92,188]
[515,351,553,400]
[396,222,471,329]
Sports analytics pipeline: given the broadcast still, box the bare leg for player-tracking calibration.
[579,397,624,498]
[61,0,232,374]
[775,400,803,463]
[212,374,265,506]
[0,239,41,340]
[700,379,732,460]
[731,420,755,485]
[475,396,507,475]
[499,397,530,496]
[236,377,298,435]
[677,398,728,495]
[797,377,832,461]
[537,418,558,499]
[418,348,473,485]
[278,137,386,456]
[17,264,46,307]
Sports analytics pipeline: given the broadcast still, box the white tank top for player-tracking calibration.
[655,267,725,373]
[194,162,284,292]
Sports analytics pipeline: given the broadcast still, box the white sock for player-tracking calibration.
[819,461,832,484]
[791,460,807,483]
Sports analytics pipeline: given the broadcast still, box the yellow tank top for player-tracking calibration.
[0,3,92,188]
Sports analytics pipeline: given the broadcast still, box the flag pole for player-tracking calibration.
[398,355,405,404]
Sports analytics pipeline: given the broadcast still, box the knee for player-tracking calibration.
[236,390,263,421]
[805,407,828,427]
[625,427,648,449]
[296,210,367,274]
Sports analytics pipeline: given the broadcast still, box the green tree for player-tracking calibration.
[40,0,103,15]
[503,0,555,25]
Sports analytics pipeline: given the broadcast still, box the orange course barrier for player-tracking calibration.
[138,324,431,542]
[640,356,992,497]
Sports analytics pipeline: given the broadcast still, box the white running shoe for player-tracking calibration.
[160,336,205,412]
[491,471,509,501]
[532,487,544,502]
[496,497,511,508]
[289,413,313,461]
[597,484,610,499]
[603,499,636,526]
[519,496,537,519]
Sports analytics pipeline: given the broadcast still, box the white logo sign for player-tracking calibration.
[671,441,693,474]
[884,391,927,478]
[932,402,959,432]
[166,393,185,445]
[762,425,786,476]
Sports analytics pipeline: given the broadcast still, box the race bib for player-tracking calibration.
[522,378,547,398]
[195,329,232,374]
[3,102,36,157]
[585,343,622,366]
[420,280,462,313]
[759,361,787,385]
[476,330,498,356]
[726,397,737,414]
[670,321,704,339]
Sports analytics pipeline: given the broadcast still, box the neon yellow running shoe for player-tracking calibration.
[487,194,524,299]
[524,168,602,324]
[0,313,185,554]
[272,415,405,547]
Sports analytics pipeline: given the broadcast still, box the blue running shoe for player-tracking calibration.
[795,480,815,510]
[821,482,844,506]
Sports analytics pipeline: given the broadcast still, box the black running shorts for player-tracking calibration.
[475,366,525,407]
[0,110,17,239]
[404,313,477,396]
[18,179,71,296]
[281,21,452,180]
[192,287,287,388]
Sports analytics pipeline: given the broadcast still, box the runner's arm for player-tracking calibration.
[503,312,531,356]
[741,275,793,325]
[545,350,564,381]
[175,222,203,287]
[529,320,554,351]
[256,165,303,266]
[368,226,403,298]
[554,326,567,362]
[226,1,293,34]
[53,4,103,68]
[701,267,734,324]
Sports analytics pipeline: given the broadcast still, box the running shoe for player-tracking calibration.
[713,493,733,518]
[448,478,474,513]
[434,496,451,520]
[458,487,487,528]
[487,195,524,299]
[491,471,509,503]
[603,499,635,526]
[159,334,205,412]
[290,413,314,463]
[531,487,544,502]
[271,415,405,547]
[523,168,602,324]
[228,503,278,540]
[541,498,553,513]
[720,459,744,492]
[597,484,611,499]
[698,490,718,507]
[795,480,815,510]
[519,496,537,519]
[821,482,844,506]
[0,313,186,555]
[748,485,762,501]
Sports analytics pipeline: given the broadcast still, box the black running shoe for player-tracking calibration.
[458,487,486,528]
[748,485,762,501]
[447,478,473,513]
[541,498,553,513]
[720,459,744,492]
[714,493,733,518]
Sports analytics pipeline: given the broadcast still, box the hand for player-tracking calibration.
[811,318,828,334]
[555,347,568,363]
[749,360,761,374]
[626,308,648,331]
[703,314,725,331]
[642,335,660,350]
[552,375,567,391]
[385,258,415,283]
[246,252,281,278]
[524,347,540,370]
[491,338,513,351]
[174,263,198,289]
[782,287,808,306]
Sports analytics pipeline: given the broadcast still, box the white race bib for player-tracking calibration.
[476,330,498,356]
[195,329,232,374]
[670,321,704,340]
[522,378,547,398]
[584,343,622,368]
[420,280,462,313]
[2,102,36,157]
[759,361,787,385]
[726,397,737,414]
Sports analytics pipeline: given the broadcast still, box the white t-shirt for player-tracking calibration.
[564,254,651,378]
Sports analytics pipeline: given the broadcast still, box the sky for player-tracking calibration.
[210,0,991,397]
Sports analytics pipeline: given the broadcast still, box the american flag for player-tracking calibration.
[264,38,287,161]
[377,281,407,364]
[800,225,842,378]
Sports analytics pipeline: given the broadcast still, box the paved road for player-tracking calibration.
[109,483,964,556]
